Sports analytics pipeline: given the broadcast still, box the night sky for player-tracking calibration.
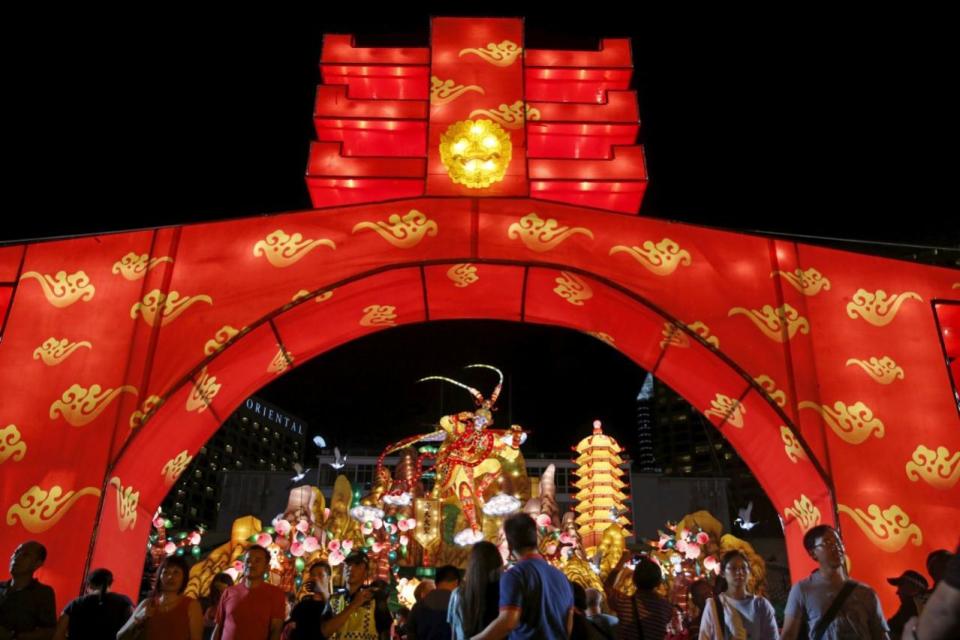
[6,9,955,453]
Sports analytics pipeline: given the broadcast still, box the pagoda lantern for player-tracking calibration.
[573,420,631,555]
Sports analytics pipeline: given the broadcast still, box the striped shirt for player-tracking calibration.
[609,589,673,640]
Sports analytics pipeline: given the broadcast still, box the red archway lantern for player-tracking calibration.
[0,20,956,616]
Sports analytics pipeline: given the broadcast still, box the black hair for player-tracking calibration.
[87,568,113,592]
[632,557,662,591]
[434,565,461,585]
[715,550,750,595]
[246,544,271,563]
[503,513,538,552]
[802,525,838,554]
[153,555,191,596]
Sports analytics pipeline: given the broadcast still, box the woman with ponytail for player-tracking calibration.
[53,568,134,639]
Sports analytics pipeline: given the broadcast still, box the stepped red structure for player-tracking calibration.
[0,18,957,613]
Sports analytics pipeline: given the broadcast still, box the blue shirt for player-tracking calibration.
[499,555,573,640]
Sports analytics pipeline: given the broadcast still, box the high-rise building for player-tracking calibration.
[161,395,307,531]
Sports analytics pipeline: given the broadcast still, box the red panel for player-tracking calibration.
[315,120,427,157]
[936,303,960,359]
[521,266,665,370]
[321,65,429,100]
[528,123,638,160]
[321,34,429,65]
[733,389,834,579]
[0,231,159,599]
[314,85,428,120]
[525,39,632,68]
[531,181,647,214]
[306,141,426,177]
[424,263,524,322]
[529,146,646,180]
[0,245,24,281]
[0,286,12,334]
[307,178,425,207]
[91,380,222,598]
[530,92,639,122]
[273,268,426,365]
[426,18,528,197]
[526,68,632,104]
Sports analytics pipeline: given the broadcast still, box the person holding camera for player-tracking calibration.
[322,552,391,640]
[286,561,333,640]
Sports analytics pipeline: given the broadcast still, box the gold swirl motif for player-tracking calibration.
[688,321,719,348]
[252,230,336,268]
[798,401,884,445]
[447,264,479,288]
[162,450,194,485]
[204,325,243,356]
[905,445,960,489]
[0,425,27,464]
[430,76,484,106]
[770,268,831,295]
[953,283,960,289]
[458,40,522,66]
[50,384,138,427]
[109,477,139,532]
[659,322,689,349]
[846,289,923,327]
[845,356,905,384]
[111,252,173,281]
[360,305,397,327]
[129,395,163,429]
[587,331,615,346]
[507,213,594,253]
[267,348,294,374]
[754,375,787,407]
[352,210,438,248]
[783,494,821,533]
[609,239,692,276]
[468,101,536,130]
[704,393,747,428]
[32,337,92,366]
[19,270,95,308]
[6,485,102,533]
[186,368,221,414]
[838,503,923,552]
[780,426,807,463]
[553,271,593,306]
[728,304,810,342]
[659,320,720,349]
[131,290,213,327]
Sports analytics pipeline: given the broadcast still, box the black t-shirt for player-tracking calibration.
[0,578,57,633]
[289,597,332,640]
[62,592,133,639]
[944,548,960,589]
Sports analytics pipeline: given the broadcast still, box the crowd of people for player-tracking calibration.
[1,518,957,640]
